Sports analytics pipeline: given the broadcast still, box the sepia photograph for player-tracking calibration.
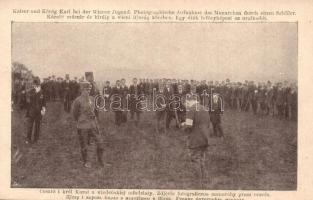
[11,22,297,190]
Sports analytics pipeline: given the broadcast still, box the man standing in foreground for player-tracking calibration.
[25,77,46,144]
[72,81,108,168]
[209,93,224,137]
[180,96,210,188]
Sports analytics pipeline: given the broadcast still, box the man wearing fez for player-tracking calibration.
[25,77,46,144]
[72,81,107,168]
[85,72,98,96]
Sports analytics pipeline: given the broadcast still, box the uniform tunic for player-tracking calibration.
[72,95,97,130]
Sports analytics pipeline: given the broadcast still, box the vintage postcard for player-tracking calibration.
[1,0,313,200]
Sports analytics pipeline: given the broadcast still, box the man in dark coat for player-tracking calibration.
[289,85,298,121]
[164,80,177,130]
[129,78,143,126]
[181,97,210,184]
[25,77,46,144]
[208,93,224,137]
[111,80,123,126]
[154,84,167,133]
[19,79,27,110]
[63,74,71,113]
[120,78,129,123]
[276,83,285,119]
[102,81,112,110]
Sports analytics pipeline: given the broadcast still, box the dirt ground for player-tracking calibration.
[11,101,297,190]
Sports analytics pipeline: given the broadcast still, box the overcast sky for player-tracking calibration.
[12,22,297,83]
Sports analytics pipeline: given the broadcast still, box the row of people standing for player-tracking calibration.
[101,78,224,137]
[41,75,81,113]
[201,80,298,121]
[101,78,297,121]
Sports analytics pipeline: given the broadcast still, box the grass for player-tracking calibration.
[11,101,297,189]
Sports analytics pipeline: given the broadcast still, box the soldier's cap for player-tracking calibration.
[33,77,41,85]
[85,72,93,77]
[80,81,92,90]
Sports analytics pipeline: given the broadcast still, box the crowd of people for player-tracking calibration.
[100,78,298,125]
[12,72,298,168]
[13,74,298,121]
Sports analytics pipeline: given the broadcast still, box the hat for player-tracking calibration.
[80,81,92,90]
[33,77,41,85]
[85,72,94,82]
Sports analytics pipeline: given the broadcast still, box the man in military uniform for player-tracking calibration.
[85,72,100,118]
[71,81,108,168]
[25,77,46,144]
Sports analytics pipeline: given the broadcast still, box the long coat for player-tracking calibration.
[26,88,46,119]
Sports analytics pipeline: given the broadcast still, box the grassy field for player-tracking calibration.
[11,101,297,190]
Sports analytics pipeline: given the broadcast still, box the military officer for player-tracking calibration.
[71,81,108,168]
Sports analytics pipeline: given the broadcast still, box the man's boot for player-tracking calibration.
[81,149,90,168]
[97,148,104,167]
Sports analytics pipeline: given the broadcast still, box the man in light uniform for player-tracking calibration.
[72,81,108,168]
